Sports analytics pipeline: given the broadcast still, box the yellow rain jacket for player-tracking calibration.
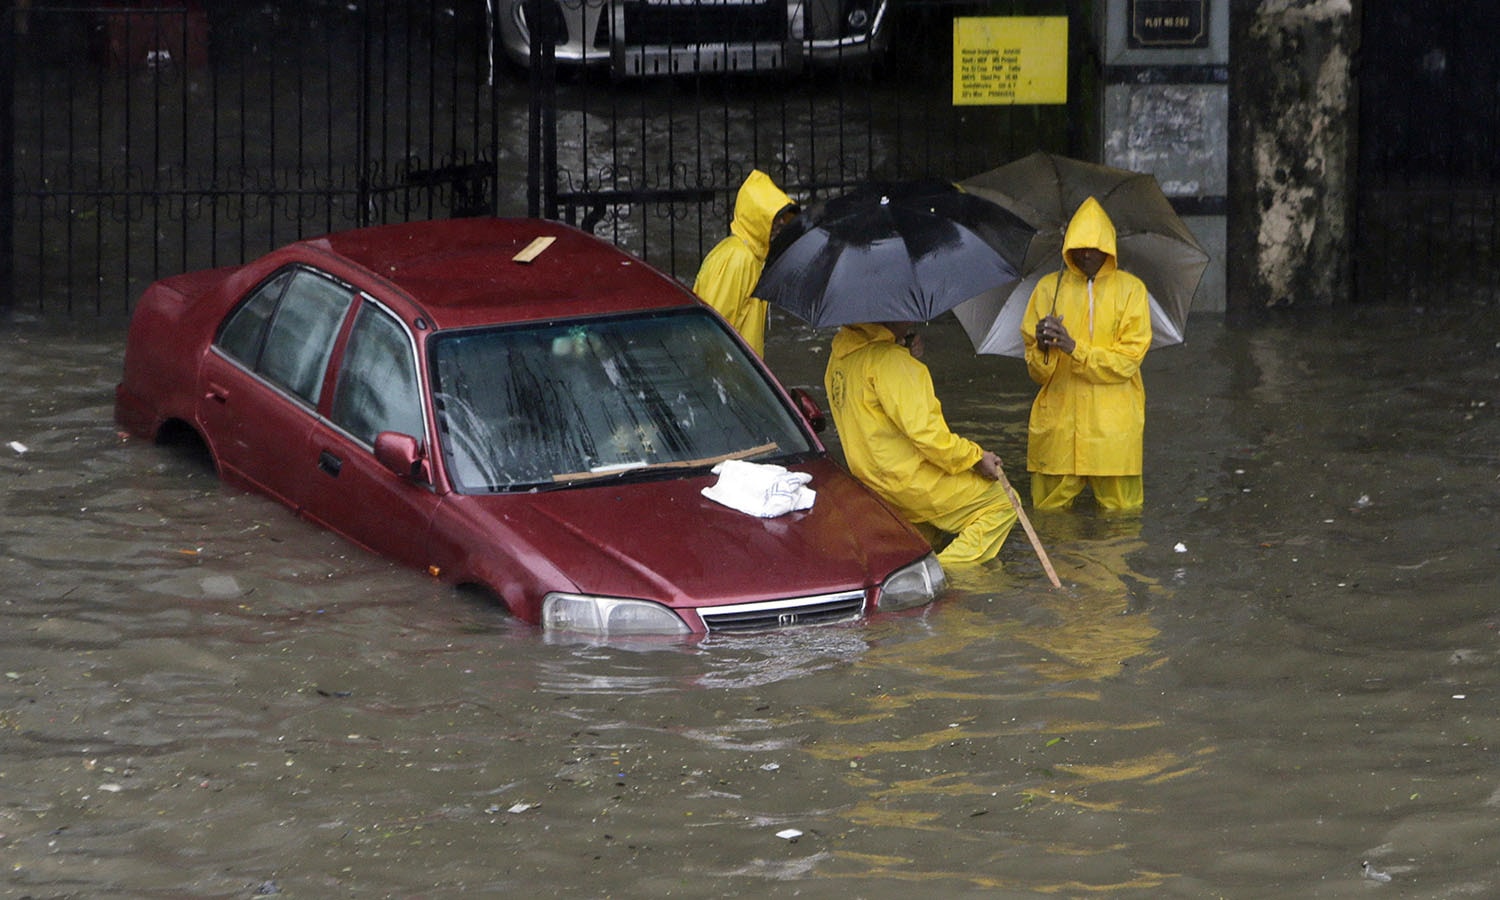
[825,324,991,524]
[1021,197,1151,476]
[692,170,795,357]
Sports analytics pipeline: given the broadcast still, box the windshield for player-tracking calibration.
[430,309,816,492]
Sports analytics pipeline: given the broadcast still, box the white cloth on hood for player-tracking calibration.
[701,459,815,518]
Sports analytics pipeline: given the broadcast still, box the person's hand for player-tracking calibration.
[973,450,1001,481]
[904,331,924,359]
[1037,315,1075,355]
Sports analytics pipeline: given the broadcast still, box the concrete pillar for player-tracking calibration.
[1097,0,1230,315]
[1226,0,1357,317]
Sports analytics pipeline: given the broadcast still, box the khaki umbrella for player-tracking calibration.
[953,152,1211,357]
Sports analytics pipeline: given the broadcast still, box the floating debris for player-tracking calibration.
[1361,860,1392,883]
[200,575,242,597]
[776,828,802,842]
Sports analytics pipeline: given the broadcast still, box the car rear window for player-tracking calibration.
[430,309,815,492]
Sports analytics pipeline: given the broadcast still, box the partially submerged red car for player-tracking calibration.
[116,217,945,636]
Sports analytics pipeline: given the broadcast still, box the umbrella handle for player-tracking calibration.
[1042,269,1063,363]
[996,465,1062,589]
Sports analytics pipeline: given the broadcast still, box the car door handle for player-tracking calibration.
[318,450,343,477]
[205,382,230,404]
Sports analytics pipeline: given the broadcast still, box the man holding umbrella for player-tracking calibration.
[825,321,1018,566]
[693,169,800,357]
[1023,196,1152,511]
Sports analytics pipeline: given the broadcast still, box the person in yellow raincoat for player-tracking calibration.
[825,322,1017,566]
[692,170,799,357]
[1022,196,1152,511]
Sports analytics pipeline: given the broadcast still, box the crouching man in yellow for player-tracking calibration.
[825,322,1018,566]
[1022,196,1151,511]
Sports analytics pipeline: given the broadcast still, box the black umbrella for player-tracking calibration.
[754,179,1031,328]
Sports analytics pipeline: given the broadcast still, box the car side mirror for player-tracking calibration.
[374,431,429,483]
[791,388,827,434]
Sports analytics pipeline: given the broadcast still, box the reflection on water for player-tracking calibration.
[537,625,876,695]
[1015,523,1161,683]
[773,503,1184,892]
[5,303,1500,896]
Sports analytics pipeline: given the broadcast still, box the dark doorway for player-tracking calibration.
[1355,2,1500,304]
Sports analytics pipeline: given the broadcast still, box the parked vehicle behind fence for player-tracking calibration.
[493,0,891,76]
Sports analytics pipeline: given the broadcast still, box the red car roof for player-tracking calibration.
[304,217,699,331]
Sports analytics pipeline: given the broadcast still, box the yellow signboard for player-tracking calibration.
[953,16,1068,106]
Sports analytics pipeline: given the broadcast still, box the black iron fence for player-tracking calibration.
[523,0,1096,280]
[2,0,1090,318]
[9,3,1500,318]
[1355,2,1499,305]
[3,1,506,316]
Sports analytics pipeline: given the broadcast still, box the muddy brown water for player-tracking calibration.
[3,301,1499,898]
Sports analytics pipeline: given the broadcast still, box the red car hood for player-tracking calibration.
[447,457,929,609]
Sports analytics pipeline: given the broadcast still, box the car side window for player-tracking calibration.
[330,303,423,446]
[217,270,291,364]
[257,271,354,404]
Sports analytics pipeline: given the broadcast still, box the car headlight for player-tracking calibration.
[876,553,946,611]
[542,592,691,635]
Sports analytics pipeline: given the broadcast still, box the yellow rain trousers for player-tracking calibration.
[692,170,795,357]
[825,324,1017,565]
[1021,196,1151,511]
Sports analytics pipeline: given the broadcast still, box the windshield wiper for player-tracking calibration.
[472,442,805,493]
[549,441,781,486]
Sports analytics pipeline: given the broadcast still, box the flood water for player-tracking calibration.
[3,298,1499,898]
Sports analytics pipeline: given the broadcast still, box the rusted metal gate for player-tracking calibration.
[1355,2,1500,305]
[1,0,1091,317]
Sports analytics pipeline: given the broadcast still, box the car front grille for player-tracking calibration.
[698,589,867,633]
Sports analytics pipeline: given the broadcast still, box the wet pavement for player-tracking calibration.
[3,298,1499,897]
